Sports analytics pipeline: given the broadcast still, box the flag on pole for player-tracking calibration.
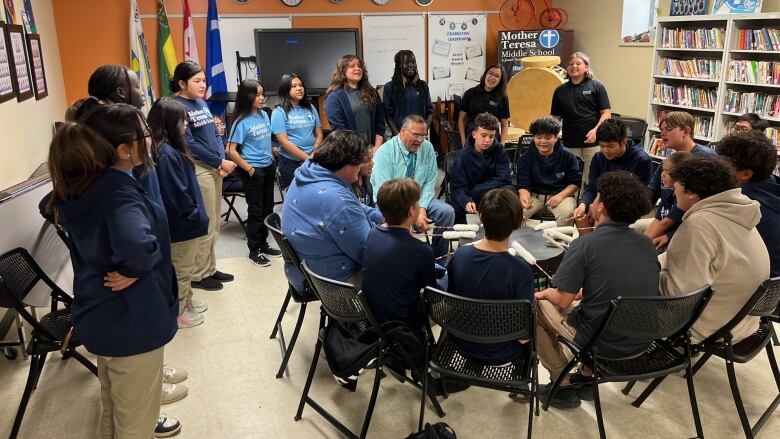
[205,0,227,116]
[130,0,155,113]
[157,0,177,96]
[183,0,199,64]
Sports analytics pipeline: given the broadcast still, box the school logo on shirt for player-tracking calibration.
[582,90,593,95]
[188,106,215,129]
[489,100,499,106]
[248,121,271,141]
[287,110,315,130]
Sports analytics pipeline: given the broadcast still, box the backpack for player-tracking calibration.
[405,422,457,439]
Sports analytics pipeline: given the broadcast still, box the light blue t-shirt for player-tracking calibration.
[271,104,321,160]
[228,111,273,168]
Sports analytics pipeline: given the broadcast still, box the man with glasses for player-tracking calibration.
[372,114,455,257]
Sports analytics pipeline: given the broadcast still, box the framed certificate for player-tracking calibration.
[0,23,16,104]
[26,34,47,99]
[4,24,33,102]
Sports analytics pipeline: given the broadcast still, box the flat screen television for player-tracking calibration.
[255,28,361,96]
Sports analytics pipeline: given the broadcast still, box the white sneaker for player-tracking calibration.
[161,382,188,404]
[185,298,208,313]
[177,311,204,329]
[163,365,188,384]
[155,414,181,437]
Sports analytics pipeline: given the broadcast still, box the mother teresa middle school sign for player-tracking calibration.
[499,29,573,80]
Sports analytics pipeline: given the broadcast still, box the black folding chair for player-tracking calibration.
[221,172,247,234]
[264,212,318,379]
[436,151,458,203]
[421,287,538,439]
[543,285,713,439]
[613,116,648,146]
[295,262,443,439]
[444,128,463,152]
[630,277,780,438]
[533,252,565,291]
[0,247,97,438]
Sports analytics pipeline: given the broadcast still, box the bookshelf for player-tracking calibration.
[647,13,780,155]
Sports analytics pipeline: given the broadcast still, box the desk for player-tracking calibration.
[459,226,563,262]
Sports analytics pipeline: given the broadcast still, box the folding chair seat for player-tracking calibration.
[221,172,247,234]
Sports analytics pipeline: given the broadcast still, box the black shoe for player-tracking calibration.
[429,377,470,397]
[261,245,283,258]
[154,414,181,437]
[210,270,234,282]
[249,251,271,267]
[569,371,594,401]
[191,278,223,291]
[538,383,581,409]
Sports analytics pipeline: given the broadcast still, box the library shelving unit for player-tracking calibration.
[647,12,780,159]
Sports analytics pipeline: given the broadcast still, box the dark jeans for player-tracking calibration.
[450,184,517,225]
[278,156,302,190]
[237,163,276,252]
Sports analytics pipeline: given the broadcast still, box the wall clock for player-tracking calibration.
[330,0,346,4]
[373,0,391,5]
[233,0,251,4]
[281,0,302,7]
[415,0,434,6]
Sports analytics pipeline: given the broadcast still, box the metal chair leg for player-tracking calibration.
[269,288,293,340]
[684,359,704,439]
[358,361,384,439]
[14,314,28,360]
[11,354,40,438]
[752,343,780,435]
[725,356,754,438]
[631,376,665,408]
[621,381,635,395]
[591,360,606,439]
[276,302,307,378]
[294,335,322,421]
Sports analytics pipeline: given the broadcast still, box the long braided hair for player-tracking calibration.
[390,50,427,104]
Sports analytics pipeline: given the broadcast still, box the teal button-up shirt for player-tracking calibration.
[371,135,438,209]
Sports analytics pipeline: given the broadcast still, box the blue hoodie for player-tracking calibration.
[450,137,512,208]
[54,168,177,357]
[155,143,209,243]
[742,177,780,277]
[281,160,383,282]
[516,140,583,196]
[581,140,652,207]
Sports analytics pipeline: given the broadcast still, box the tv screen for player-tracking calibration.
[255,28,361,96]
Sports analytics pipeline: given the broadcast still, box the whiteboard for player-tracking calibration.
[219,17,292,92]
[361,15,426,88]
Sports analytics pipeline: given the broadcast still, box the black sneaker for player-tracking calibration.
[154,414,181,437]
[569,371,595,401]
[191,277,223,291]
[249,251,271,267]
[261,245,283,258]
[210,270,234,282]
[538,382,581,409]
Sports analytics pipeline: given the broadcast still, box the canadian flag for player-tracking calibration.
[183,0,199,64]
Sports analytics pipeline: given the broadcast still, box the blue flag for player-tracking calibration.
[205,0,227,116]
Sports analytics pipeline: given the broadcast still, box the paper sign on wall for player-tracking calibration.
[427,14,487,101]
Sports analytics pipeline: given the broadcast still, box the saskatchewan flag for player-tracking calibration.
[157,0,177,96]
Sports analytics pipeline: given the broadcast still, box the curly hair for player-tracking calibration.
[479,188,523,241]
[715,132,776,181]
[669,156,737,200]
[529,117,561,136]
[325,55,378,108]
[596,171,652,224]
[595,118,626,144]
[312,130,370,172]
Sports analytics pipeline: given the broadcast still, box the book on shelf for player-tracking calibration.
[660,57,721,80]
[737,28,780,51]
[653,83,718,109]
[727,60,780,85]
[723,90,780,118]
[647,137,672,157]
[661,27,726,49]
[655,109,714,139]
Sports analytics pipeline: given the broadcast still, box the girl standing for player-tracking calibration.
[271,73,323,189]
[458,65,511,145]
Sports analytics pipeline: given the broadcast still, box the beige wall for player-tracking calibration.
[0,0,66,190]
[556,0,780,120]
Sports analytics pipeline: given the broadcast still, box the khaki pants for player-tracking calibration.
[171,238,198,315]
[523,194,576,224]
[193,161,222,282]
[535,300,578,380]
[98,347,164,439]
[571,146,599,186]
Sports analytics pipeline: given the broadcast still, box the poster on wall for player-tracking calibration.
[712,0,763,14]
[498,29,573,80]
[427,14,487,101]
[5,24,32,101]
[26,34,46,99]
[0,23,16,104]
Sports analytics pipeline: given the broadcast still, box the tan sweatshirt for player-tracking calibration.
[659,189,770,343]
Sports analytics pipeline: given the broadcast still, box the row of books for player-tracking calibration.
[660,27,726,49]
[653,84,718,109]
[660,57,721,80]
[727,60,780,85]
[723,90,780,118]
[725,121,780,146]
[655,110,714,139]
[736,28,780,51]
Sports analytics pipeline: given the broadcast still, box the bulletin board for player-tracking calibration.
[427,14,487,101]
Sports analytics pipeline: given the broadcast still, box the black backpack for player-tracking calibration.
[405,422,457,439]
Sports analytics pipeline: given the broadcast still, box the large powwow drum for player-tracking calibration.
[506,56,566,131]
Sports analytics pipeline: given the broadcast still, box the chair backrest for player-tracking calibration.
[749,277,780,317]
[0,247,59,309]
[614,116,648,144]
[423,286,533,344]
[444,128,463,152]
[301,260,368,323]
[705,278,780,343]
[598,285,713,346]
[264,213,303,269]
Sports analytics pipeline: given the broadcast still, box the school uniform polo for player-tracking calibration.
[550,78,611,149]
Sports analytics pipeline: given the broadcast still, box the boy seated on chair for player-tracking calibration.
[516,116,583,225]
[362,178,436,331]
[446,188,535,366]
[641,151,692,251]
[449,112,513,225]
[535,171,659,409]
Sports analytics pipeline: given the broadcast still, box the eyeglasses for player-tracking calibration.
[405,128,428,141]
[486,71,502,79]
